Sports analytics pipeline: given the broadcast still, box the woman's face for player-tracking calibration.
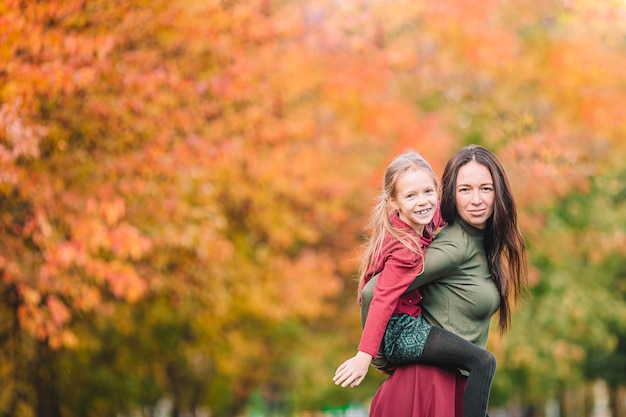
[454,161,495,229]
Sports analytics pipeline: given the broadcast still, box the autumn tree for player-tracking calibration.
[2,0,626,416]
[1,0,454,415]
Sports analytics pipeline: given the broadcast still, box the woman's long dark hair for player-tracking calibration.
[440,145,528,333]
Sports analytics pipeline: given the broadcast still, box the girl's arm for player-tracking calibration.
[336,245,422,388]
[358,245,424,357]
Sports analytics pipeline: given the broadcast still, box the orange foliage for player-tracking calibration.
[1,2,625,410]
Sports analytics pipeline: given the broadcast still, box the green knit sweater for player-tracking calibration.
[360,217,499,349]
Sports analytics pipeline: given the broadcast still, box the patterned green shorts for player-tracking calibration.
[383,313,432,365]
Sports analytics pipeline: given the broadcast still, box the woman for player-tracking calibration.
[360,144,528,416]
[333,151,497,417]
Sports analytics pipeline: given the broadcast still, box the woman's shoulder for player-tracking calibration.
[434,220,465,240]
[431,218,481,252]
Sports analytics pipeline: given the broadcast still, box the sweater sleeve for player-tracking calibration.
[404,233,463,293]
[357,246,423,358]
[360,226,464,328]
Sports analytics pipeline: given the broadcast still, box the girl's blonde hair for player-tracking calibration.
[357,151,440,294]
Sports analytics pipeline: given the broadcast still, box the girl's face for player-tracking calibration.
[390,168,438,234]
[454,161,495,229]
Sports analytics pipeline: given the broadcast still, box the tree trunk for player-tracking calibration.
[610,385,626,417]
[35,340,61,417]
[1,284,28,417]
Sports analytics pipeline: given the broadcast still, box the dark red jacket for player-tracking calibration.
[358,207,444,357]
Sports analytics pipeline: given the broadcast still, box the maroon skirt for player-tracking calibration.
[369,364,467,417]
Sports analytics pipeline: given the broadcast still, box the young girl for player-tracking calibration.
[333,151,496,417]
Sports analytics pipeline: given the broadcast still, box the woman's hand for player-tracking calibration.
[333,351,373,388]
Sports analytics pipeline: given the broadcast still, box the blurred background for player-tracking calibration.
[1,0,625,416]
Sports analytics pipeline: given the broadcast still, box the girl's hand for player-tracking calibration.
[332,351,373,388]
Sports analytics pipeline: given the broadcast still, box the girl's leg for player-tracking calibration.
[419,327,496,417]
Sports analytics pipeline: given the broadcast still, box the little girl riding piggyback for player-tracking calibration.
[333,151,496,417]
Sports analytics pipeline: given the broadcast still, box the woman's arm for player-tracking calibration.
[360,235,462,328]
[404,237,461,293]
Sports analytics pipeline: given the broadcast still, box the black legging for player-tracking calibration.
[419,327,497,417]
